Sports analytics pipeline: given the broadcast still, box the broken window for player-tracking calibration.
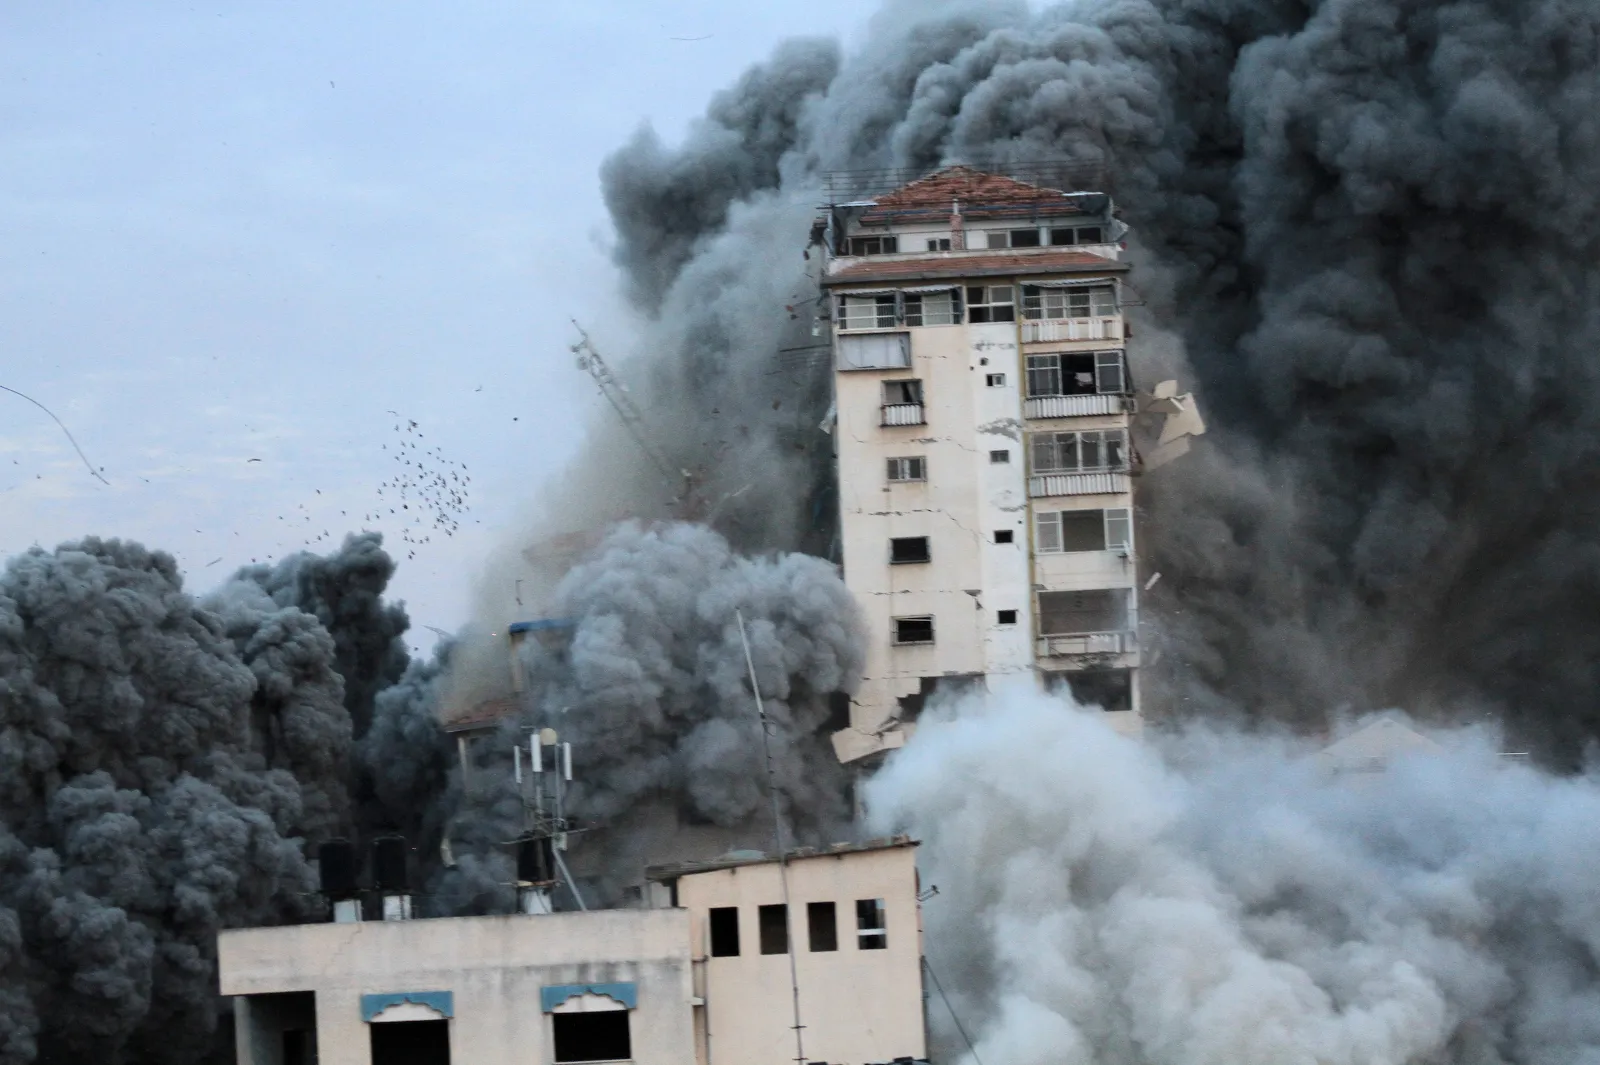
[994,529,1014,544]
[807,902,838,952]
[903,290,958,326]
[1021,285,1117,320]
[1035,508,1132,553]
[838,293,898,330]
[965,286,1016,323]
[856,898,887,949]
[1038,589,1130,635]
[989,449,1010,464]
[886,456,926,482]
[890,537,930,564]
[1031,430,1128,474]
[1048,225,1107,246]
[997,609,1018,625]
[371,1020,451,1065]
[882,379,923,406]
[1026,351,1126,397]
[893,616,935,645]
[1050,668,1134,712]
[849,235,898,256]
[709,907,740,957]
[925,237,952,251]
[759,904,789,955]
[553,1012,631,1064]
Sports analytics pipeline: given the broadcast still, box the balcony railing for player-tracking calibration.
[1037,631,1136,657]
[1029,472,1131,497]
[1021,317,1122,343]
[1024,394,1126,419]
[881,403,926,427]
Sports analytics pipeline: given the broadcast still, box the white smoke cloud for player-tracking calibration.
[869,693,1600,1065]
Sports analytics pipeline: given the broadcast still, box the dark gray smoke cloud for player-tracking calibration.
[590,0,1600,759]
[870,694,1600,1065]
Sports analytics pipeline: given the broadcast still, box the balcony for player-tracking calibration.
[1024,394,1127,419]
[1021,317,1122,343]
[1029,472,1130,497]
[1037,631,1136,657]
[881,403,926,427]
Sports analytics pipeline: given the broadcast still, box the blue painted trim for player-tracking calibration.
[540,983,637,1012]
[509,618,576,635]
[361,991,454,1021]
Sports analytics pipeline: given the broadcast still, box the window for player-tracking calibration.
[1038,588,1129,635]
[893,616,934,645]
[1030,430,1128,474]
[759,904,789,955]
[989,450,1010,464]
[838,332,911,370]
[883,379,923,406]
[849,235,898,256]
[994,529,1014,544]
[925,237,952,251]
[553,1012,631,1064]
[997,609,1018,625]
[1026,351,1125,397]
[1048,225,1107,246]
[903,290,958,326]
[887,456,926,482]
[890,537,930,564]
[838,293,898,330]
[709,907,740,957]
[1035,508,1133,553]
[372,1020,451,1065]
[985,229,1041,249]
[986,373,1006,387]
[1021,285,1117,320]
[807,902,838,952]
[856,899,887,949]
[966,286,1015,323]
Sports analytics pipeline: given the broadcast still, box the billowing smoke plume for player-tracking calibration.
[869,693,1600,1064]
[414,522,864,908]
[547,0,1600,758]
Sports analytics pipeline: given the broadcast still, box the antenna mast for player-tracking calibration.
[569,320,685,490]
[510,728,587,913]
[737,610,806,1065]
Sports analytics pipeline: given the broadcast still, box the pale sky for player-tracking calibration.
[1,2,869,653]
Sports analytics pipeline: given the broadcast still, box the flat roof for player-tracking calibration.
[824,249,1127,287]
[645,835,918,882]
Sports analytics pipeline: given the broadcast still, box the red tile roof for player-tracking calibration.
[824,249,1127,287]
[859,165,1094,224]
[442,695,521,733]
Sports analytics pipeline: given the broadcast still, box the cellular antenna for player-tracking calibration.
[508,727,586,914]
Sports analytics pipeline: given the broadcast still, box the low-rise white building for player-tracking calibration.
[218,838,925,1065]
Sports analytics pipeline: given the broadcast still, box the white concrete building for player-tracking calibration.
[218,838,925,1065]
[819,166,1143,763]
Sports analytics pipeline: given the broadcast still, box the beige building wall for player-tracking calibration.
[669,844,926,1065]
[218,909,696,1065]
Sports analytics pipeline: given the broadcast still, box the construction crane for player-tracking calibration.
[569,320,692,501]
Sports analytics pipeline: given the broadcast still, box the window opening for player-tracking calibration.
[838,294,898,330]
[966,286,1016,323]
[1034,508,1133,554]
[925,237,952,251]
[883,379,923,406]
[1030,430,1128,474]
[994,529,1014,544]
[893,616,934,645]
[1048,225,1107,246]
[808,902,838,952]
[904,291,958,326]
[1021,285,1117,320]
[856,898,888,949]
[989,450,1010,464]
[1038,589,1129,635]
[1027,351,1124,397]
[553,1012,631,1064]
[709,907,740,957]
[759,904,789,955]
[371,1020,450,1065]
[890,537,931,564]
[886,456,926,482]
[1049,667,1134,712]
[848,235,898,256]
[986,373,1006,387]
[1008,227,1041,247]
[997,609,1018,625]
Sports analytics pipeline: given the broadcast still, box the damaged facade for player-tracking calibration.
[819,166,1148,763]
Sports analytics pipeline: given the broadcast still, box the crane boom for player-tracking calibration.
[569,321,681,486]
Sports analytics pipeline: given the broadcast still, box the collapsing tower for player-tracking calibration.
[818,165,1201,764]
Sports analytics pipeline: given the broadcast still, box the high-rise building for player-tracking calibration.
[820,165,1146,764]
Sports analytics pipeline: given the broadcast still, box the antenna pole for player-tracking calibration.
[737,610,806,1065]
